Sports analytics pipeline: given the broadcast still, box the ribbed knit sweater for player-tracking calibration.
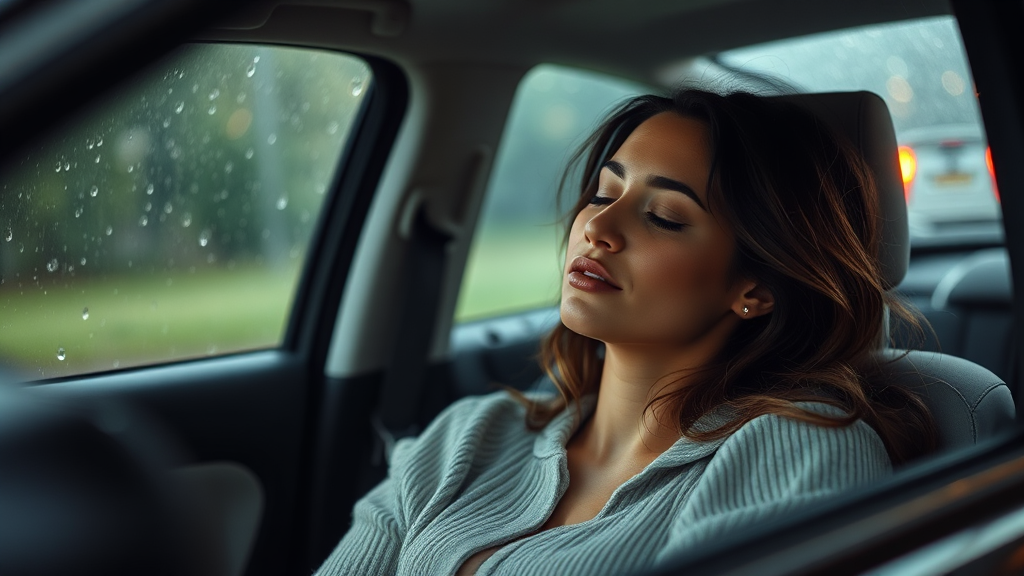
[315,391,891,576]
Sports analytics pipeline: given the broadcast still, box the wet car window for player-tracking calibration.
[715,15,999,244]
[455,65,644,322]
[0,44,370,379]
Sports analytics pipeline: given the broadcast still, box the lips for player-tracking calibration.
[568,256,622,291]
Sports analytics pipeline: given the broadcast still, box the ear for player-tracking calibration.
[731,280,774,319]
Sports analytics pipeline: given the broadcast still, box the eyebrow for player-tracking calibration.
[603,160,707,212]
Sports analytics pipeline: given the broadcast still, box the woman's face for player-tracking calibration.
[561,112,750,353]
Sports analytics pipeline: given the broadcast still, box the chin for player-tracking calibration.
[559,297,615,343]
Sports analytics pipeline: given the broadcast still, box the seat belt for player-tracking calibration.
[370,204,452,465]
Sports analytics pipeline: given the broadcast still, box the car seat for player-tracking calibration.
[780,91,1016,452]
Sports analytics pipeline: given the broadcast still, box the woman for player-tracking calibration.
[316,89,936,576]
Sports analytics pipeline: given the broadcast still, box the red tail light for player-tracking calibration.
[898,145,917,202]
[986,146,1000,203]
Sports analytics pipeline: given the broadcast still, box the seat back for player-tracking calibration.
[778,91,1016,450]
[874,349,1015,449]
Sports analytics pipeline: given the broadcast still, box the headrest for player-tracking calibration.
[773,92,909,288]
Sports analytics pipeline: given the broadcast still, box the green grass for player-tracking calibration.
[455,225,564,322]
[0,265,298,379]
[0,225,564,380]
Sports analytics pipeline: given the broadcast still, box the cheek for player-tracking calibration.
[638,239,734,304]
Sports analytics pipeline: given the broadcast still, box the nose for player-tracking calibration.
[582,202,625,252]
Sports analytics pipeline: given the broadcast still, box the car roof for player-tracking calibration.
[211,0,952,85]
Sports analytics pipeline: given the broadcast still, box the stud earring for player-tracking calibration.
[742,306,749,316]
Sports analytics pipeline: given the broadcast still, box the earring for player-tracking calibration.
[742,306,749,316]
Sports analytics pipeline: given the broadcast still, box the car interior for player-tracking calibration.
[2,0,1024,575]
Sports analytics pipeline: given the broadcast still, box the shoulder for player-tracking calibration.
[663,405,891,554]
[388,391,530,487]
[394,390,527,459]
[383,391,547,532]
[704,403,892,497]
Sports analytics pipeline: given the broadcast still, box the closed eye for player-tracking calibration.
[588,195,614,206]
[646,212,686,231]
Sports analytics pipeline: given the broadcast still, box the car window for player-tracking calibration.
[454,66,645,323]
[0,44,370,379]
[712,15,998,245]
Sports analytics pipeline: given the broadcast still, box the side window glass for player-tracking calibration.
[455,65,644,323]
[714,16,995,245]
[0,44,371,379]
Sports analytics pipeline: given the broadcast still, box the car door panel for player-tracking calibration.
[32,352,305,575]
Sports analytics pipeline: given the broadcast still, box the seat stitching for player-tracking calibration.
[933,379,976,444]
[969,382,1008,443]
[969,382,1006,411]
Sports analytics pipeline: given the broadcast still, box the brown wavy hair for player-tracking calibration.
[519,90,937,465]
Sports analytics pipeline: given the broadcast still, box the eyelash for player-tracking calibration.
[646,212,685,232]
[587,195,686,232]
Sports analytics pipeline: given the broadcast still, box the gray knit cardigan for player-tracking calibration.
[315,391,891,576]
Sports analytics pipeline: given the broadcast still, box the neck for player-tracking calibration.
[574,319,737,464]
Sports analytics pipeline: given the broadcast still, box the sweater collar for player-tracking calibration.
[531,395,734,468]
[532,394,595,458]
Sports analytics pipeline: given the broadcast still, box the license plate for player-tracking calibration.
[933,172,974,186]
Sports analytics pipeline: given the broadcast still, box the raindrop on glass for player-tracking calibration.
[244,148,254,159]
[163,117,171,128]
[146,183,154,195]
[90,185,98,197]
[47,259,58,272]
[246,59,258,78]
[175,101,185,114]
[96,137,103,147]
[199,229,210,247]
[139,215,148,227]
[209,88,220,100]
[327,121,339,135]
[225,161,233,174]
[127,165,134,173]
[82,308,89,320]
[163,202,173,214]
[181,213,192,227]
[105,225,113,236]
[55,162,62,173]
[80,257,87,266]
[57,348,66,361]
[276,197,288,210]
[18,243,24,253]
[3,228,11,242]
[144,202,152,212]
[74,208,82,218]
[267,133,277,145]
[351,78,364,96]
[95,155,101,164]
[64,161,71,172]
[208,105,217,115]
